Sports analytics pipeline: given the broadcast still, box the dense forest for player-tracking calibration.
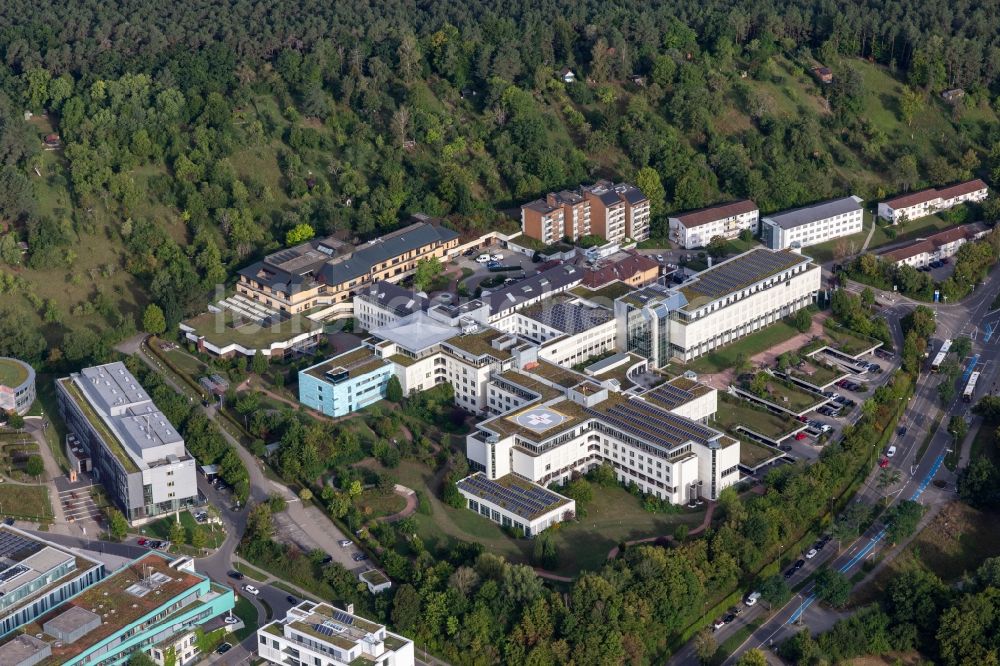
[1,1,1000,365]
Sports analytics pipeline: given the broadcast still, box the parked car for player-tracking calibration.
[780,444,793,452]
[224,616,240,625]
[713,618,726,630]
[462,248,477,256]
[137,538,149,546]
[886,445,897,457]
[795,432,808,441]
[723,613,737,624]
[321,555,333,565]
[797,415,809,423]
[744,592,761,606]
[216,643,232,655]
[352,553,368,562]
[228,570,244,580]
[793,559,805,571]
[728,606,744,616]
[286,595,298,604]
[491,253,504,261]
[243,585,260,596]
[805,548,818,559]
[869,364,883,373]
[338,539,353,548]
[475,254,491,263]
[879,456,890,468]
[784,566,797,579]
[897,426,907,436]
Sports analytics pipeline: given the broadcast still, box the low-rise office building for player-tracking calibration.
[0,356,36,416]
[877,179,988,224]
[56,362,199,524]
[761,196,864,250]
[879,222,989,268]
[0,552,234,666]
[456,472,576,536]
[668,200,759,249]
[258,601,414,666]
[493,297,617,368]
[581,251,660,289]
[299,348,395,417]
[0,526,106,639]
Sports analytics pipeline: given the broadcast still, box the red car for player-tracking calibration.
[879,457,890,469]
[795,432,808,441]
[797,415,808,423]
[137,538,149,546]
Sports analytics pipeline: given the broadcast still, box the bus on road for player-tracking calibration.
[931,339,952,372]
[964,370,981,402]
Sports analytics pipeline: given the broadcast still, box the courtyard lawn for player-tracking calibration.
[713,394,800,441]
[0,484,52,522]
[686,321,801,374]
[738,439,781,468]
[142,510,226,550]
[232,596,259,641]
[761,378,825,413]
[375,459,706,576]
[355,489,406,519]
[823,320,881,356]
[787,360,846,389]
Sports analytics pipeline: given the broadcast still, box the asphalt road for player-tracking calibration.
[711,269,1000,664]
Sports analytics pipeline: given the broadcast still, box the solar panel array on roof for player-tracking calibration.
[457,474,566,519]
[331,610,355,626]
[685,249,804,301]
[647,383,695,409]
[587,399,717,452]
[0,531,42,565]
[0,564,29,584]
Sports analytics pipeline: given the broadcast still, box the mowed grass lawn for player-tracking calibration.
[0,484,52,521]
[762,378,825,412]
[686,321,801,374]
[375,459,706,576]
[739,439,781,468]
[714,394,800,440]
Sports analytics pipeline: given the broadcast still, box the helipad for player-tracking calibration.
[509,406,568,433]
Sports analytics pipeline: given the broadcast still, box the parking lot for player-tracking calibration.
[452,244,540,293]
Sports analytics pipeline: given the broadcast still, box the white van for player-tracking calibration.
[744,591,761,606]
[475,254,491,263]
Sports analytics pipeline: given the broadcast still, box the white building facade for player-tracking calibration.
[877,179,988,224]
[669,200,760,249]
[761,196,864,250]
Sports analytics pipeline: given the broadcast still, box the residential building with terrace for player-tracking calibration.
[257,601,414,666]
[56,362,199,525]
[520,180,650,245]
[234,216,460,315]
[0,552,234,666]
[761,196,864,250]
[877,179,988,224]
[668,199,759,249]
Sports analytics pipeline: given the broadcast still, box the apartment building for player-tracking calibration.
[877,179,989,224]
[465,375,739,506]
[235,217,460,314]
[0,526,106,640]
[56,362,199,524]
[299,348,394,417]
[0,552,234,666]
[879,222,989,268]
[520,181,650,245]
[668,199,759,249]
[0,356,35,416]
[257,601,414,666]
[616,249,821,363]
[761,196,864,250]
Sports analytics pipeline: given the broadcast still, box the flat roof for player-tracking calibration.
[279,602,387,652]
[764,196,863,230]
[304,346,388,382]
[641,376,712,410]
[371,311,459,352]
[182,309,322,349]
[0,357,31,388]
[526,360,587,388]
[494,371,563,402]
[485,264,584,314]
[520,300,613,335]
[456,472,572,520]
[0,553,203,665]
[680,248,809,307]
[444,328,513,360]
